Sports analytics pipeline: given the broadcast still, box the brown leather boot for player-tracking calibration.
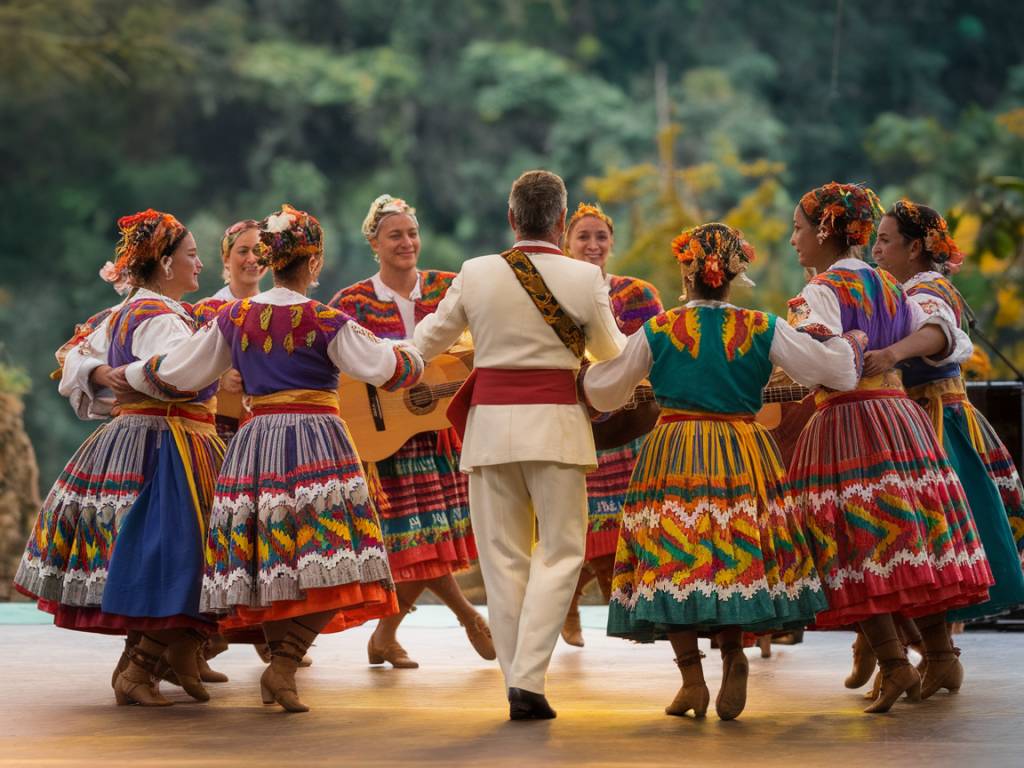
[665,650,709,718]
[864,661,921,713]
[196,649,229,683]
[845,631,877,689]
[113,634,172,707]
[715,643,749,720]
[261,619,319,712]
[162,630,210,702]
[915,614,962,699]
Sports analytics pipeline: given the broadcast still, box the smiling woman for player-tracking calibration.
[329,193,495,672]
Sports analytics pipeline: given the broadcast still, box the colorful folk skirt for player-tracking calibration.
[584,437,644,561]
[202,408,397,634]
[14,409,221,634]
[788,386,993,628]
[607,412,827,642]
[908,379,1024,621]
[372,429,475,582]
[99,405,224,633]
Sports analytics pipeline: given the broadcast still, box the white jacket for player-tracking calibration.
[413,240,626,470]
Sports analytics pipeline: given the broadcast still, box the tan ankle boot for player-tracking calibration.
[920,650,963,699]
[864,661,921,713]
[113,635,172,707]
[845,631,877,689]
[196,649,229,683]
[163,631,210,702]
[665,650,709,718]
[715,644,749,721]
[261,619,319,712]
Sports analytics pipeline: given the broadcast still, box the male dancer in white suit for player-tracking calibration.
[413,170,626,720]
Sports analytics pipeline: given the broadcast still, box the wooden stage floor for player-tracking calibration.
[1,606,1021,767]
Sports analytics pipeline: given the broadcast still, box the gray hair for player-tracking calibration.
[508,170,567,238]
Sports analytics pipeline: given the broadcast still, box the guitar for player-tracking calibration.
[337,350,473,461]
[755,385,812,429]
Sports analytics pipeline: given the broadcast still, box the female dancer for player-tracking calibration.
[560,202,662,646]
[120,203,424,712]
[860,199,1024,693]
[786,182,993,714]
[330,194,494,669]
[15,209,225,706]
[583,222,864,720]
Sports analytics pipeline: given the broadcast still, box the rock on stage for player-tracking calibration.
[1,604,1021,767]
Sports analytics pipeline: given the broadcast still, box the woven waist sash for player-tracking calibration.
[118,398,216,427]
[815,371,905,409]
[657,407,755,425]
[906,376,982,448]
[249,389,340,417]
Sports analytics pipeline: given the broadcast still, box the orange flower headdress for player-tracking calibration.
[671,222,756,289]
[99,209,188,294]
[890,199,964,276]
[256,204,323,271]
[799,181,883,247]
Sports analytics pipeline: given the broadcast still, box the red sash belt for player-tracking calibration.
[446,367,579,439]
[818,388,906,408]
[118,401,216,424]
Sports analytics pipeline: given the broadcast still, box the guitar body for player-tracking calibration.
[755,403,782,429]
[338,351,473,462]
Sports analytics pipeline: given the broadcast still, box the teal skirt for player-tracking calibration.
[944,402,1024,621]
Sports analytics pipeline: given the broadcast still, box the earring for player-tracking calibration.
[309,262,320,290]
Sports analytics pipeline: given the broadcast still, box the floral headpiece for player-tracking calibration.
[256,204,323,271]
[799,181,883,247]
[891,199,964,276]
[564,202,614,255]
[220,219,260,261]
[99,209,188,294]
[361,194,418,241]
[670,222,756,289]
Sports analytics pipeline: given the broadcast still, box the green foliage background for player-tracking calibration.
[1,0,1022,484]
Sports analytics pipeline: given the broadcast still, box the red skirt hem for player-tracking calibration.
[218,582,398,635]
[585,530,619,561]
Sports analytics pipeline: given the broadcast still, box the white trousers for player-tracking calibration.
[468,461,588,694]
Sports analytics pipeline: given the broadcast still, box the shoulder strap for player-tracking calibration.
[500,248,586,359]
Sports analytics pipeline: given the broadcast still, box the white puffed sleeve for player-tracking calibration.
[125,320,232,400]
[769,321,863,392]
[58,320,113,420]
[582,330,653,412]
[788,283,843,334]
[906,292,973,366]
[328,323,424,391]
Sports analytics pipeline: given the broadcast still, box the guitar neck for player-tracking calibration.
[761,384,811,403]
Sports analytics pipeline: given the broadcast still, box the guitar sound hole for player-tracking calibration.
[406,385,436,415]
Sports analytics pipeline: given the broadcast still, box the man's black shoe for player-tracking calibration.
[508,687,557,720]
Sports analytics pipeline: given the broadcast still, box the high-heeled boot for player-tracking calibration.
[860,616,920,714]
[845,630,877,689]
[113,634,172,707]
[916,616,963,699]
[162,630,211,702]
[111,631,141,689]
[715,643,749,721]
[261,619,319,712]
[665,650,709,718]
[255,642,312,667]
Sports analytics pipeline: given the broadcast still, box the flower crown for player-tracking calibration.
[671,223,756,289]
[892,199,964,276]
[99,209,187,294]
[256,204,323,271]
[361,194,418,240]
[799,181,883,247]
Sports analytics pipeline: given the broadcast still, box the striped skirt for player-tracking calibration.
[789,388,993,628]
[14,413,222,633]
[372,430,476,582]
[203,412,397,633]
[607,415,827,642]
[584,437,644,561]
[909,378,1024,621]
